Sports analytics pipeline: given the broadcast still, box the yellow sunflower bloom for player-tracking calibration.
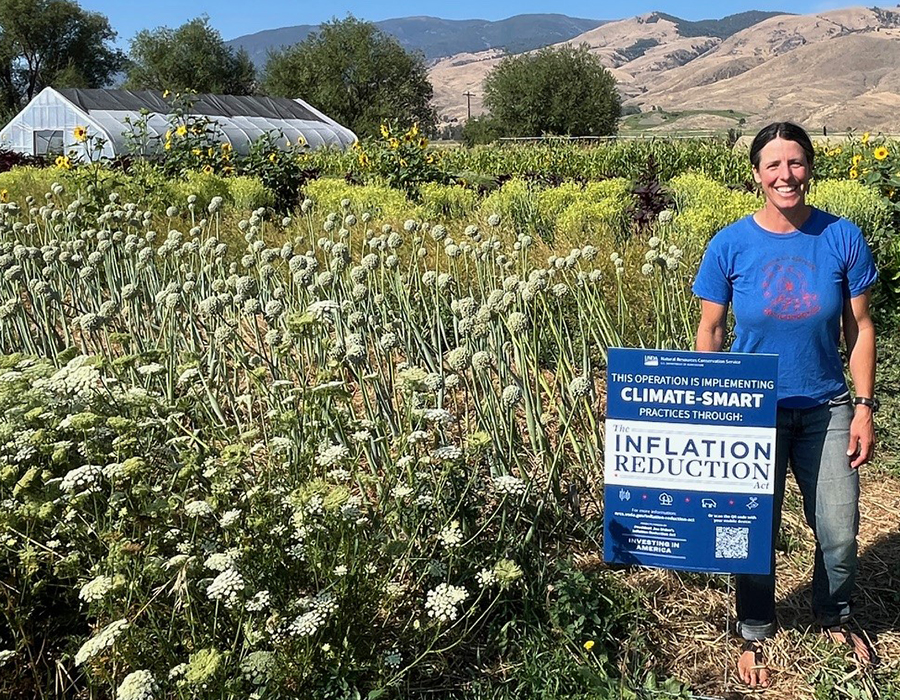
[175,124,187,137]
[584,640,595,651]
[191,148,201,156]
[203,165,214,175]
[0,189,8,203]
[164,129,171,141]
[399,158,408,167]
[418,137,428,149]
[389,138,399,150]
[297,134,307,147]
[163,89,170,98]
[221,142,232,153]
[410,122,419,137]
[268,153,277,163]
[164,140,172,151]
[852,154,862,166]
[380,123,390,139]
[849,167,859,179]
[73,126,87,142]
[861,132,870,145]
[874,146,889,161]
[55,155,71,170]
[833,146,842,155]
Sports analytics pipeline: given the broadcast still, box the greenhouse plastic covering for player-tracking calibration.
[0,88,357,158]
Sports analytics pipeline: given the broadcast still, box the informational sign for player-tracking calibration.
[603,348,778,575]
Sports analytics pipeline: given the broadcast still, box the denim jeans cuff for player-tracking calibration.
[737,619,777,640]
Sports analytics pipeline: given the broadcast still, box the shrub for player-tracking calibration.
[167,170,231,211]
[480,178,553,241]
[807,179,892,253]
[668,172,760,247]
[303,177,412,219]
[227,176,274,211]
[417,182,479,221]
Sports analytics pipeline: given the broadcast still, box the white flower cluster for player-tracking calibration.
[184,500,214,517]
[206,568,245,607]
[78,574,115,603]
[425,583,468,622]
[246,589,271,612]
[432,445,462,462]
[115,669,158,700]
[219,509,241,528]
[315,442,349,467]
[438,520,464,549]
[288,591,338,637]
[60,464,103,495]
[240,650,275,685]
[0,649,15,666]
[492,475,526,496]
[75,618,129,666]
[204,549,240,572]
[476,568,498,588]
[38,356,104,400]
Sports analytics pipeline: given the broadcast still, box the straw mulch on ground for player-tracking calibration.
[618,467,900,699]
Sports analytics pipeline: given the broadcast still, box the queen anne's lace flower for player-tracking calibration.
[492,475,526,496]
[241,650,275,685]
[315,442,349,467]
[206,568,244,607]
[438,520,463,548]
[425,583,468,622]
[61,464,102,494]
[246,590,271,612]
[476,568,498,588]
[75,618,129,665]
[116,670,157,700]
[184,500,213,517]
[79,575,114,603]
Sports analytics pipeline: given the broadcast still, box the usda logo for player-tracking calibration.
[643,355,659,367]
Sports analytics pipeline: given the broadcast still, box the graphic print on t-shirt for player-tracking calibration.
[760,257,821,320]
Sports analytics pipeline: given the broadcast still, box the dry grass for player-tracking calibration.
[614,467,900,698]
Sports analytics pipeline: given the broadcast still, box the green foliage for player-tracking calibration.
[227,176,273,211]
[0,165,74,202]
[461,116,506,146]
[537,179,634,244]
[0,0,125,112]
[125,16,255,94]
[480,178,553,241]
[167,170,230,210]
[303,177,412,219]
[483,45,620,137]
[261,16,436,138]
[352,121,446,196]
[668,172,760,246]
[416,182,479,221]
[808,179,892,252]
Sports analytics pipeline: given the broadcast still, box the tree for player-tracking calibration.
[0,0,124,114]
[126,16,255,95]
[261,16,435,138]
[482,45,620,138]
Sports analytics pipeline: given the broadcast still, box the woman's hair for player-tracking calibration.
[749,122,815,171]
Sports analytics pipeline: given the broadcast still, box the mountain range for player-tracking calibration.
[226,14,607,65]
[229,7,900,132]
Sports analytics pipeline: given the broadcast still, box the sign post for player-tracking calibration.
[603,348,778,575]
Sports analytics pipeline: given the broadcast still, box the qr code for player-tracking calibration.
[715,527,749,559]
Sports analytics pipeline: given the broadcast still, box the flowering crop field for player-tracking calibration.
[2,125,900,699]
[0,184,701,699]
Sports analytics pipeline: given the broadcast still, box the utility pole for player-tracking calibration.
[463,91,474,120]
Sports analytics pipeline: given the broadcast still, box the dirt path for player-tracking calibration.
[620,467,900,698]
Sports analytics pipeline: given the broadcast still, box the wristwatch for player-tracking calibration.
[852,396,880,412]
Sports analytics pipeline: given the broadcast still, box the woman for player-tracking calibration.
[692,122,878,688]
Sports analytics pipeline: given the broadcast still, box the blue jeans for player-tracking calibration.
[737,393,859,640]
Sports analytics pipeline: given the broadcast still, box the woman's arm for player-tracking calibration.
[695,300,728,352]
[842,291,876,468]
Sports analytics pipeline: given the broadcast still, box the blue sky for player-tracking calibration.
[79,0,852,46]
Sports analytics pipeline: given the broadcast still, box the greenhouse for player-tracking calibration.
[0,87,357,159]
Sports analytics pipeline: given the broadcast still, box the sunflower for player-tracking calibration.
[0,189,8,203]
[861,132,870,145]
[55,155,71,170]
[73,126,87,142]
[297,134,307,147]
[268,153,277,164]
[162,89,170,98]
[202,165,214,175]
[388,138,399,150]
[380,123,390,139]
[849,167,859,179]
[221,142,232,154]
[175,124,188,137]
[874,146,889,161]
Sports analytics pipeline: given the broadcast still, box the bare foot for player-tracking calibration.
[825,626,877,666]
[737,640,770,688]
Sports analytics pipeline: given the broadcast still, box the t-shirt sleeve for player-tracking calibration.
[692,234,732,304]
[843,224,878,298]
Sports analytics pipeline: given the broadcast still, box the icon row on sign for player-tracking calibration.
[616,490,760,510]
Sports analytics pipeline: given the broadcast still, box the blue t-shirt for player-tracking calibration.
[692,208,878,408]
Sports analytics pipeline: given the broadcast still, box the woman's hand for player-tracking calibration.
[847,405,875,468]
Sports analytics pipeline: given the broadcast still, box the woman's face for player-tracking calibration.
[752,137,811,210]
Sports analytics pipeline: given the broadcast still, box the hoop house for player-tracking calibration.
[0,87,357,158]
